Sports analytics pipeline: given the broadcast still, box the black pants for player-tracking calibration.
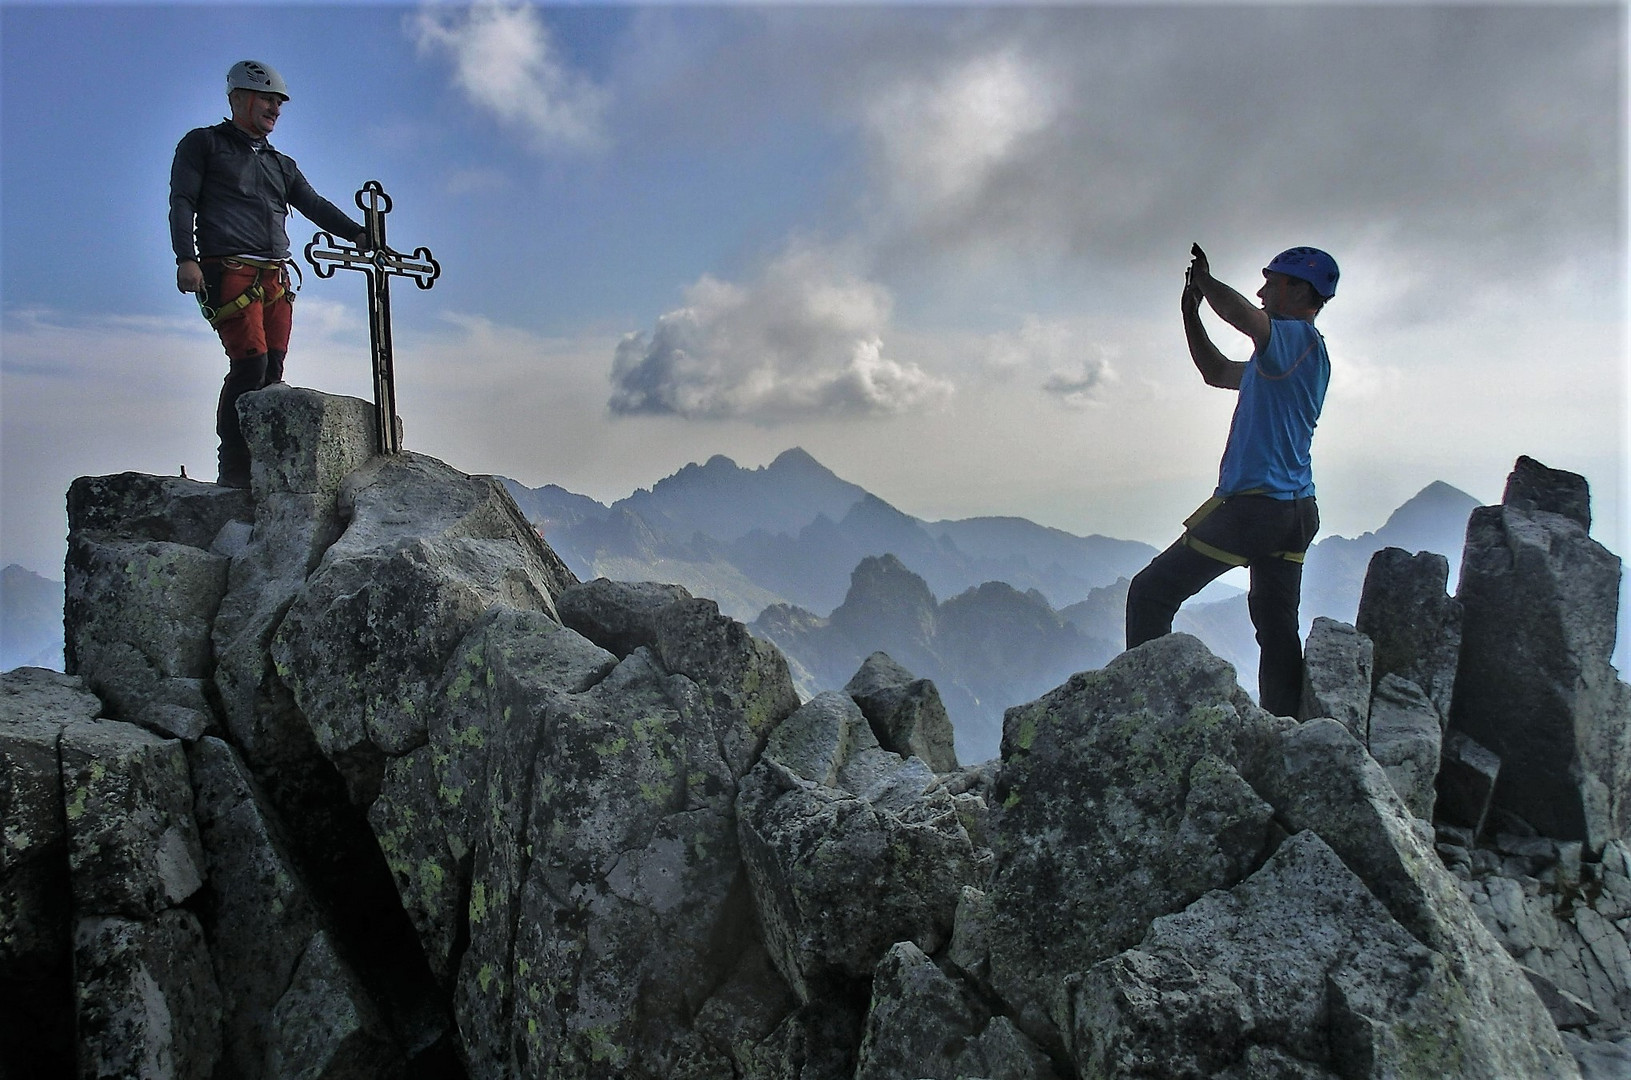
[1126,494,1319,717]
[215,348,286,482]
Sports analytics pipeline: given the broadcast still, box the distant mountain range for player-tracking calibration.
[505,449,1495,761]
[753,554,1121,759]
[504,447,1157,621]
[1,564,64,671]
[5,449,1588,763]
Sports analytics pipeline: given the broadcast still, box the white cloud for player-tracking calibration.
[981,315,1118,408]
[1041,362,1116,410]
[411,3,608,152]
[609,244,954,422]
[864,46,1057,223]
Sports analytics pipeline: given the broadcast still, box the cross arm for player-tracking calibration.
[304,231,376,279]
[373,247,441,289]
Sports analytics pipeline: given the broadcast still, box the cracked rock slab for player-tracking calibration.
[738,692,985,1002]
[966,634,1286,1047]
[1073,831,1518,1078]
[59,718,204,919]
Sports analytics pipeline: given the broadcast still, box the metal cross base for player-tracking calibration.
[305,180,440,455]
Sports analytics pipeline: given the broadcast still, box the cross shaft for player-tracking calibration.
[304,180,440,454]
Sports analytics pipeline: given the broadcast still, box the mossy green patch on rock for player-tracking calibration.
[1014,715,1039,752]
[65,786,90,822]
[587,1024,630,1067]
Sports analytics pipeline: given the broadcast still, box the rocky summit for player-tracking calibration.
[4,384,1629,1078]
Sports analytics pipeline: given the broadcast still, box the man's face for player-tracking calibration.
[232,90,283,137]
[1256,271,1306,317]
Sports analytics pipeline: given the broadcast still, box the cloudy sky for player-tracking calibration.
[1,2,1625,584]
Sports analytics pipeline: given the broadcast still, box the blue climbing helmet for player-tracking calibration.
[1264,247,1339,298]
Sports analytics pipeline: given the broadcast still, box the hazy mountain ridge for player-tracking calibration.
[497,451,1494,762]
[925,514,1156,602]
[622,447,869,543]
[752,554,1120,760]
[505,448,1160,621]
[500,481,609,536]
[1,564,64,671]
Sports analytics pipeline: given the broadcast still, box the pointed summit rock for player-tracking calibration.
[1376,480,1483,554]
[1450,457,1628,847]
[767,445,830,474]
[828,555,939,666]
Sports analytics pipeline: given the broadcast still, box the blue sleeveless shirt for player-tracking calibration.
[1215,318,1329,499]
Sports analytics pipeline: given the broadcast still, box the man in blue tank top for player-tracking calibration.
[1126,244,1339,716]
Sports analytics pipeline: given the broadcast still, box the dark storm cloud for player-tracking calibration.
[624,4,1619,286]
[850,5,1622,279]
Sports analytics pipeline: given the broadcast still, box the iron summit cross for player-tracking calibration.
[304,180,441,454]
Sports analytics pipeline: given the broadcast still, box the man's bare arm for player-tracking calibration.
[1189,244,1270,351]
[1184,281,1244,389]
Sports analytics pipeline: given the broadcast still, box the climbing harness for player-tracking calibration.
[195,256,301,327]
[1180,494,1307,566]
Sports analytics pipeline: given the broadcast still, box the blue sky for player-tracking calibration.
[2,2,1626,583]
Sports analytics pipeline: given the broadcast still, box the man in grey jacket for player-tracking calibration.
[170,60,365,487]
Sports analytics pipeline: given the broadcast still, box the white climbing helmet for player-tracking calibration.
[226,60,289,101]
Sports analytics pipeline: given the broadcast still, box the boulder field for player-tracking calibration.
[4,387,1627,1078]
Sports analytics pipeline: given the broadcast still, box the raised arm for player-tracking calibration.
[1189,244,1270,352]
[1183,277,1244,389]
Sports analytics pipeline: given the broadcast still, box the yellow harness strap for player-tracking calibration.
[1182,533,1250,567]
[1182,496,1228,529]
[1180,493,1306,566]
[197,258,291,327]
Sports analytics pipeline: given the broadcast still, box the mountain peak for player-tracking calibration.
[1378,481,1480,547]
[617,448,869,544]
[769,447,822,470]
[1404,479,1477,509]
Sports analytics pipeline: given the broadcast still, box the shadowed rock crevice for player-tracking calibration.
[269,746,457,1065]
[0,694,79,1074]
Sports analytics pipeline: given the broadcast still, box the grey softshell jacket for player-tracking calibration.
[169,120,361,263]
